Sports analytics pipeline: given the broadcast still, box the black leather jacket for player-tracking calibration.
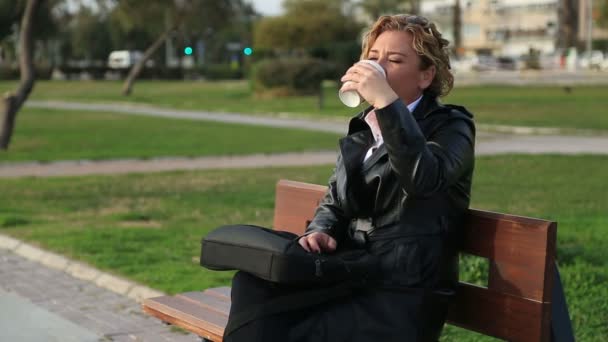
[306,96,475,289]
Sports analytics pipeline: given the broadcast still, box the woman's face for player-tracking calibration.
[367,30,435,104]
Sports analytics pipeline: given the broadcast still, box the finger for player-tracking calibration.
[341,64,366,81]
[318,235,337,252]
[308,236,321,254]
[325,237,337,252]
[340,71,360,83]
[298,236,311,252]
[356,61,380,73]
[339,81,357,93]
[354,63,378,77]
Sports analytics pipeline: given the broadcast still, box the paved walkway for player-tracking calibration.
[0,243,197,342]
[26,100,347,134]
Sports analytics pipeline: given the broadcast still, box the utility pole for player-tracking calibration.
[586,0,593,54]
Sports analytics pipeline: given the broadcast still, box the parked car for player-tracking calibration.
[496,56,518,70]
[471,55,497,71]
[450,56,474,72]
[579,50,604,70]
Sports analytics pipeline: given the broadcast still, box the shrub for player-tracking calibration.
[522,48,542,70]
[0,63,54,80]
[201,64,243,80]
[309,40,360,80]
[252,57,334,96]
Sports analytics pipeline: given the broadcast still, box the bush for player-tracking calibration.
[0,63,54,80]
[309,40,360,80]
[0,64,19,79]
[522,48,542,70]
[252,57,334,96]
[201,64,243,80]
[56,65,109,79]
[139,67,182,80]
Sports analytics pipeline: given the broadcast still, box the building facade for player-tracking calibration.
[422,0,561,56]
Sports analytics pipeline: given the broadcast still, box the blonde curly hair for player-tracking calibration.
[360,14,454,98]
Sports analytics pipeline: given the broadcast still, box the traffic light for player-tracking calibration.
[243,47,253,56]
[184,46,193,56]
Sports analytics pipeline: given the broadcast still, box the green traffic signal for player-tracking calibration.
[184,47,193,55]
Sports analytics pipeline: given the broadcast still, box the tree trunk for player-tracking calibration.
[410,0,421,15]
[317,83,324,110]
[453,0,462,56]
[122,28,173,96]
[1,0,39,150]
[557,0,580,49]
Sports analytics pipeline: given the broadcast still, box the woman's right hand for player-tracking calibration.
[298,232,337,253]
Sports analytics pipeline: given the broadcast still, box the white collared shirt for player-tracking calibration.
[363,95,423,162]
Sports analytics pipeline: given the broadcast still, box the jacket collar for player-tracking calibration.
[411,95,444,119]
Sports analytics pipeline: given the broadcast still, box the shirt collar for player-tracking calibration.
[407,95,423,113]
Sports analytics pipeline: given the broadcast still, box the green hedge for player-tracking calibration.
[199,64,243,80]
[0,64,53,80]
[252,57,334,96]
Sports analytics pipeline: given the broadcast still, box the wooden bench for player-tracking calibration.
[143,179,574,341]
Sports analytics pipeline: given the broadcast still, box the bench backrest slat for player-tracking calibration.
[273,179,327,234]
[272,179,556,342]
[464,211,556,301]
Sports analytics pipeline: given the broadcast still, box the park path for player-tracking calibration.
[1,133,608,178]
[26,100,347,134]
[0,240,197,342]
[0,100,604,178]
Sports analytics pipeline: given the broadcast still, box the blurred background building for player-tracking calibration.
[421,0,608,57]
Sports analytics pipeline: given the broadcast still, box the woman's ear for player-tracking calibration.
[419,65,436,90]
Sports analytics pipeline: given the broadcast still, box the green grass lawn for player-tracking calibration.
[0,107,340,163]
[0,155,606,340]
[1,80,607,131]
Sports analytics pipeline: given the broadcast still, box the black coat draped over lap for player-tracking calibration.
[225,95,475,342]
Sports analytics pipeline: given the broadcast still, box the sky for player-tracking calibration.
[248,0,284,16]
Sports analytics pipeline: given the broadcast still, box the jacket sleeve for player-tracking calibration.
[375,99,475,198]
[304,160,350,242]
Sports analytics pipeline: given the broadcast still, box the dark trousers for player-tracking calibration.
[225,271,450,342]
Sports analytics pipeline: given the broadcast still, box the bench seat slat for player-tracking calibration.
[204,286,231,299]
[143,295,227,341]
[177,291,231,315]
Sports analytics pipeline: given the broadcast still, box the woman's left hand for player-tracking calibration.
[340,61,399,109]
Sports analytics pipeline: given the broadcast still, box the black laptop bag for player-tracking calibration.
[200,225,379,285]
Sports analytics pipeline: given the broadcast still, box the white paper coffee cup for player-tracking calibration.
[339,60,386,108]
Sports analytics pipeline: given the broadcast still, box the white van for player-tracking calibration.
[107,50,143,69]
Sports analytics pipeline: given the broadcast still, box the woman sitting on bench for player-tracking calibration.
[226,14,475,342]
